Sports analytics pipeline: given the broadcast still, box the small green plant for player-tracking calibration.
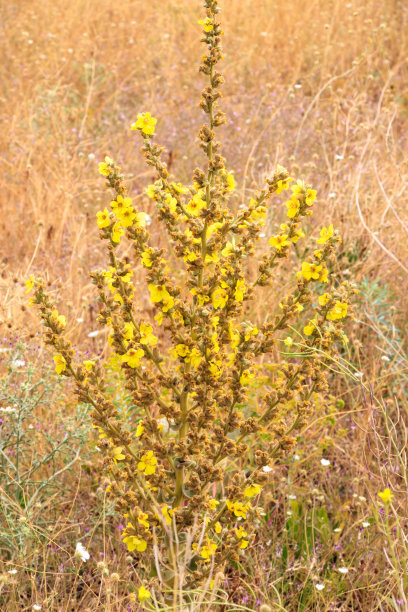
[0,344,91,557]
[26,0,355,606]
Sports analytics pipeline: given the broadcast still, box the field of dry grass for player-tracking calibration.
[0,0,408,610]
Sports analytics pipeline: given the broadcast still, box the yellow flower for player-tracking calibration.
[276,175,293,194]
[117,207,136,228]
[291,228,305,243]
[160,505,173,525]
[244,483,262,498]
[198,17,214,32]
[148,284,171,304]
[171,182,189,194]
[319,265,329,283]
[111,222,124,244]
[131,112,157,135]
[186,192,206,216]
[121,347,145,368]
[214,521,222,534]
[138,512,150,530]
[138,450,157,475]
[235,526,248,539]
[53,354,66,374]
[235,526,249,547]
[378,488,394,504]
[146,184,157,199]
[193,539,217,561]
[138,585,151,602]
[98,157,113,176]
[286,197,300,218]
[51,309,66,328]
[299,262,322,281]
[326,301,347,321]
[303,319,317,336]
[123,322,134,341]
[123,532,147,553]
[136,421,144,437]
[97,208,111,229]
[173,343,190,358]
[112,447,126,464]
[184,250,198,264]
[226,500,250,519]
[163,193,177,213]
[283,337,293,346]
[221,241,235,258]
[234,279,247,302]
[208,498,219,510]
[142,250,153,268]
[111,194,133,212]
[25,276,35,293]
[134,212,147,229]
[162,296,175,312]
[269,234,291,252]
[240,370,254,385]
[226,172,236,192]
[83,360,95,371]
[317,224,334,244]
[318,293,331,306]
[305,187,317,205]
[139,322,158,346]
[212,284,228,309]
[291,180,316,205]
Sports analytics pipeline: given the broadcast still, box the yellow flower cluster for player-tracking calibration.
[27,0,355,599]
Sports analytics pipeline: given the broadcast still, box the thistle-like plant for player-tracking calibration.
[27,0,355,603]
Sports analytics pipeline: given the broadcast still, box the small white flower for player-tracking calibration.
[315,583,325,591]
[328,192,336,198]
[338,567,349,574]
[88,153,95,160]
[354,371,363,379]
[362,522,370,528]
[12,359,25,368]
[293,454,300,461]
[75,542,90,562]
[8,569,18,574]
[288,494,297,500]
[320,458,331,466]
[33,606,42,611]
[259,233,266,238]
[262,465,273,473]
[145,213,152,226]
[335,154,344,160]
[381,355,389,362]
[294,83,302,89]
[76,317,84,323]
[0,406,17,414]
[87,330,99,338]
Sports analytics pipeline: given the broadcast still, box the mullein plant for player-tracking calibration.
[27,0,355,602]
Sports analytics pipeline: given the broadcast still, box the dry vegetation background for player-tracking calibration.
[0,0,408,610]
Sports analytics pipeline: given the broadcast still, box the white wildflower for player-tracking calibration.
[75,542,90,562]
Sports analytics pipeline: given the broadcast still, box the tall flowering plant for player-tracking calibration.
[27,0,354,601]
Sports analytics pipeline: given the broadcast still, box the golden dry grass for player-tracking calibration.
[1,0,407,332]
[0,0,408,610]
